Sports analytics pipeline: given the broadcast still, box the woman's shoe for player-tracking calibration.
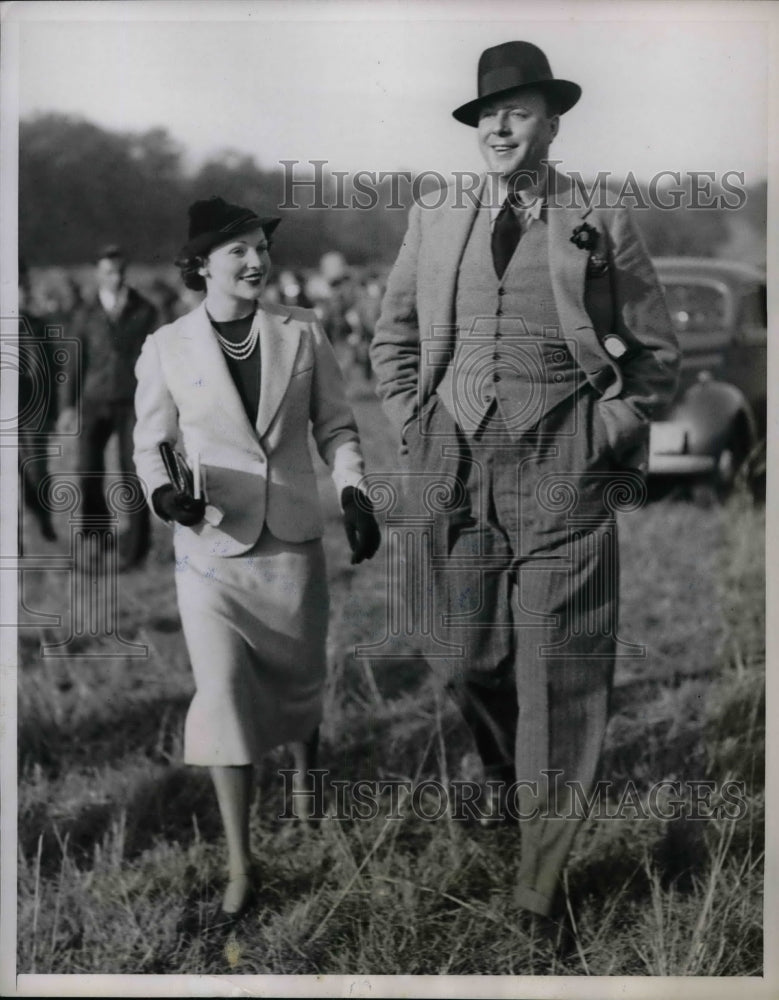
[220,869,257,920]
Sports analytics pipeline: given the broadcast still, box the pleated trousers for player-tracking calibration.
[431,387,619,916]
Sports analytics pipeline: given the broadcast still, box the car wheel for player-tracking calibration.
[690,432,749,508]
[716,444,739,489]
[746,439,766,505]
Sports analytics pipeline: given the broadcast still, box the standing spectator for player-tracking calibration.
[18,258,58,546]
[276,269,313,309]
[58,245,158,570]
[349,272,386,381]
[309,251,359,345]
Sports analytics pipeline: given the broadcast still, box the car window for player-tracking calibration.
[661,282,730,335]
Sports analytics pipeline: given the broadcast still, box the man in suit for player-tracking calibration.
[370,41,680,937]
[59,245,158,570]
[18,258,58,546]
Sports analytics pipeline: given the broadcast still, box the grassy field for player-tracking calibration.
[15,380,765,978]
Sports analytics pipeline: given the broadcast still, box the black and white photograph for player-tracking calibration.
[0,1,775,996]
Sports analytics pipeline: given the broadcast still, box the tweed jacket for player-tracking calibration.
[65,286,158,406]
[133,300,365,556]
[369,169,680,470]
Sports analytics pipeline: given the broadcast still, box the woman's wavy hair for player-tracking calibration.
[174,252,208,292]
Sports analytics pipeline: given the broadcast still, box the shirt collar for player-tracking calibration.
[516,191,543,220]
[490,178,545,225]
[98,287,116,312]
[98,286,128,316]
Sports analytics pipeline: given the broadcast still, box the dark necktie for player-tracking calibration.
[491,199,521,279]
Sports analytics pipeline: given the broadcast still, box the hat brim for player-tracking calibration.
[452,79,581,126]
[178,216,281,259]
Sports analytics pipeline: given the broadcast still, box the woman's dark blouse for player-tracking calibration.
[207,311,261,427]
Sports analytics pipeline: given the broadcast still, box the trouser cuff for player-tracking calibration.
[513,883,554,917]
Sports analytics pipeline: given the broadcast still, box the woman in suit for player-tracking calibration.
[133,197,380,917]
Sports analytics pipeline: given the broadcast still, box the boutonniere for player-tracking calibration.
[570,221,599,252]
[571,221,609,277]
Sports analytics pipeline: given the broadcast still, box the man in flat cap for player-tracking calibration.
[59,245,158,570]
[370,41,680,940]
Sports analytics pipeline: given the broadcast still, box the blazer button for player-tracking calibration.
[496,307,503,316]
[497,287,505,296]
[493,373,501,382]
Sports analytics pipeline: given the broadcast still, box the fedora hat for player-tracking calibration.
[452,41,581,127]
[179,197,281,258]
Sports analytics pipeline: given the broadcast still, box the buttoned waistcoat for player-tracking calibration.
[439,204,587,439]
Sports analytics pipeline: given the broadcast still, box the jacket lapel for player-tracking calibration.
[546,171,623,399]
[255,304,302,439]
[421,179,483,401]
[177,302,262,450]
[546,170,591,336]
[427,179,484,331]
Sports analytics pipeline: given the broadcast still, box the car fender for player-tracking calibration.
[669,379,757,456]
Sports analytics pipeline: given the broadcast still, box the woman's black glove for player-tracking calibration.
[152,484,206,527]
[341,486,381,564]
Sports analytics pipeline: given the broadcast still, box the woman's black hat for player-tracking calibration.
[452,41,581,127]
[179,197,281,257]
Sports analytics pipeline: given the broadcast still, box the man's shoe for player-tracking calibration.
[513,890,577,959]
[475,780,515,828]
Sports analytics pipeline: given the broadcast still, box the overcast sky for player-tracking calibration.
[9,0,771,182]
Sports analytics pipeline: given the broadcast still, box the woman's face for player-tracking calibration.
[199,226,271,304]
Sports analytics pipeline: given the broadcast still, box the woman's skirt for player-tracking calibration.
[174,526,329,766]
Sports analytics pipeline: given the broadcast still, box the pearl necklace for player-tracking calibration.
[213,321,258,360]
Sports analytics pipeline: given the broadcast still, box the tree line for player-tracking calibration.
[19,113,766,269]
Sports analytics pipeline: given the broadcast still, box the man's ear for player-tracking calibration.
[549,115,560,141]
[197,256,209,279]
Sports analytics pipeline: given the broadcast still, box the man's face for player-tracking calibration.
[477,88,559,183]
[96,257,126,294]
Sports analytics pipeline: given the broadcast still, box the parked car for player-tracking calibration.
[649,257,766,503]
